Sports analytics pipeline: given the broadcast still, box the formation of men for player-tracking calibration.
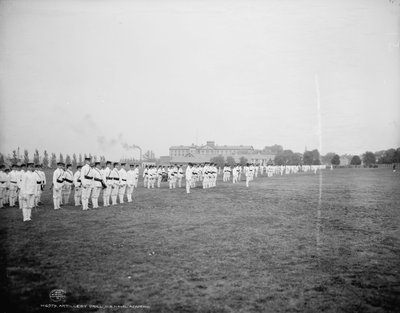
[0,163,46,221]
[0,158,327,221]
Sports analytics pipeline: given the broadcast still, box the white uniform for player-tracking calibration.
[0,169,8,208]
[147,167,156,189]
[33,169,42,206]
[143,167,148,187]
[73,169,82,206]
[103,166,112,206]
[62,168,74,205]
[20,170,37,221]
[80,164,93,210]
[177,167,184,188]
[118,168,127,203]
[185,165,192,193]
[92,167,104,208]
[134,167,139,188]
[126,168,135,202]
[37,169,46,204]
[8,169,19,207]
[110,167,120,205]
[53,168,65,209]
[156,167,163,188]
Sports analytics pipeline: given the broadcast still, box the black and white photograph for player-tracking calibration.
[0,0,399,312]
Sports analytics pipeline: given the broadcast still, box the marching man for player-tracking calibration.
[103,161,112,207]
[177,165,184,188]
[126,164,135,202]
[52,162,65,210]
[134,165,140,189]
[92,162,105,208]
[62,163,74,205]
[73,165,82,206]
[20,163,37,222]
[8,164,19,207]
[80,157,93,211]
[185,163,193,194]
[156,165,163,188]
[0,165,8,208]
[110,162,120,205]
[119,163,127,203]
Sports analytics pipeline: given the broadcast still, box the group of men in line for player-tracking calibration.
[0,163,46,221]
[52,157,141,211]
[0,158,327,221]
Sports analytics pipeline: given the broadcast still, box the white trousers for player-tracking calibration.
[53,187,62,209]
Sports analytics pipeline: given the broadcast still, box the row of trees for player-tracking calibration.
[0,150,107,168]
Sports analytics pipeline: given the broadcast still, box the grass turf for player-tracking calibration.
[0,168,399,312]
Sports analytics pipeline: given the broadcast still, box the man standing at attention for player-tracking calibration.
[118,162,127,203]
[126,164,135,202]
[53,162,65,210]
[20,163,37,222]
[80,157,93,211]
[62,163,74,205]
[73,165,82,206]
[185,163,193,194]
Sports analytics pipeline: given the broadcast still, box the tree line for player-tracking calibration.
[0,146,399,168]
[0,149,107,168]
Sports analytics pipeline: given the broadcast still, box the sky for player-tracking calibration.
[0,0,399,161]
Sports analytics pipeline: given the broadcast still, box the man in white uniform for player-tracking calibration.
[73,165,82,206]
[62,163,74,205]
[20,163,37,221]
[0,165,8,208]
[185,163,193,194]
[126,164,135,202]
[92,162,105,208]
[53,162,65,210]
[80,157,93,210]
[102,161,112,207]
[118,163,127,203]
[110,162,120,205]
[8,164,19,207]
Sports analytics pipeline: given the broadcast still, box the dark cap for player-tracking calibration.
[77,165,82,169]
[106,161,112,165]
[66,163,72,167]
[113,162,119,166]
[95,162,100,166]
[57,162,65,166]
[85,157,91,161]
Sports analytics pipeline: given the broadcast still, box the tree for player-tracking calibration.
[331,154,340,166]
[362,151,376,167]
[78,153,83,165]
[321,152,336,165]
[0,153,4,165]
[274,155,285,166]
[43,150,49,168]
[226,156,236,167]
[263,144,283,155]
[72,153,77,167]
[394,148,400,164]
[93,155,98,162]
[11,150,19,164]
[290,153,302,165]
[303,151,314,165]
[33,149,40,164]
[59,153,64,163]
[311,149,320,164]
[50,153,57,168]
[65,154,71,165]
[210,155,225,168]
[239,156,248,166]
[23,149,29,164]
[350,155,361,166]
[100,156,106,164]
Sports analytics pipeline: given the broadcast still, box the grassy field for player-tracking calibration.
[1,168,399,313]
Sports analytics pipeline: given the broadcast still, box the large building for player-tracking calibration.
[169,141,275,164]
